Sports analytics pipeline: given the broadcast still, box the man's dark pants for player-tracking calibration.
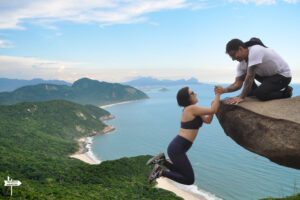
[248,74,292,101]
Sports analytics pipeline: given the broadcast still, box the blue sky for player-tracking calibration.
[0,0,299,83]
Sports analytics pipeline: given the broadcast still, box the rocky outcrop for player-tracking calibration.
[216,96,300,169]
[100,114,115,121]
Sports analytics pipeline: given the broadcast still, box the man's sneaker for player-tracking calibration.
[148,164,162,184]
[146,153,166,166]
[283,86,293,98]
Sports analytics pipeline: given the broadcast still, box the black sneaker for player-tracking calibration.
[148,164,162,184]
[283,86,293,98]
[146,153,165,166]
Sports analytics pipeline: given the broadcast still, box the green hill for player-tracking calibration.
[0,78,149,106]
[0,100,181,199]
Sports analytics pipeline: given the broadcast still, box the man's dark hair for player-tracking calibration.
[226,39,246,53]
[176,87,191,107]
[226,38,267,53]
[244,37,267,48]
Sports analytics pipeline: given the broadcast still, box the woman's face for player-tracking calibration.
[188,89,198,105]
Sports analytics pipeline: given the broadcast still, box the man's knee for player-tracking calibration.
[254,89,269,101]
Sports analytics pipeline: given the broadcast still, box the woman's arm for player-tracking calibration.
[190,93,221,116]
[200,95,221,124]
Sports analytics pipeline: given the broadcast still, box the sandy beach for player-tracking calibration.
[70,125,116,164]
[156,178,205,200]
[70,137,99,164]
[100,99,146,108]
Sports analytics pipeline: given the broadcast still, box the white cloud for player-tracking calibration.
[0,0,298,30]
[0,55,82,82]
[149,22,160,26]
[229,0,276,5]
[229,0,298,4]
[283,0,298,3]
[0,40,14,48]
[0,0,188,30]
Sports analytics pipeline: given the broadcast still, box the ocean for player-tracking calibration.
[91,84,300,200]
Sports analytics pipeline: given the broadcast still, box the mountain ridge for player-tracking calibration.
[0,77,148,106]
[0,78,72,92]
[123,76,201,86]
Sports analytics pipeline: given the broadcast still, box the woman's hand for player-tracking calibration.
[214,85,225,94]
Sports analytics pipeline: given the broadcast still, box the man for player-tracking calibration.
[215,38,293,104]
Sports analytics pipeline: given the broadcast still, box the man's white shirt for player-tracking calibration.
[236,45,292,78]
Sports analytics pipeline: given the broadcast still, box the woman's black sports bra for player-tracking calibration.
[181,116,203,130]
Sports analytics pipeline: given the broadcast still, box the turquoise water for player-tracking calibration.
[92,84,300,200]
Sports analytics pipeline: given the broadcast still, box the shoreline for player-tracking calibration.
[100,99,146,108]
[70,125,115,165]
[156,178,205,200]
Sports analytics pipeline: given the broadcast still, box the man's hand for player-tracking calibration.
[225,97,244,105]
[214,86,225,94]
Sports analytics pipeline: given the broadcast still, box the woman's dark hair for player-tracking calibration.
[226,38,267,53]
[226,39,246,53]
[177,87,191,107]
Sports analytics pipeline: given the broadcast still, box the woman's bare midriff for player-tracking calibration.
[178,128,199,143]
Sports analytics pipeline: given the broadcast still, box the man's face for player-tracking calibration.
[228,46,247,62]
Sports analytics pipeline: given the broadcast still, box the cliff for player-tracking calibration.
[216,96,300,169]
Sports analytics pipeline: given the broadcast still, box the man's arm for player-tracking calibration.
[225,66,257,105]
[225,76,244,93]
[215,75,244,94]
[239,65,258,98]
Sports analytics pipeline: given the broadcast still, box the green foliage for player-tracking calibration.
[0,78,149,106]
[261,193,300,200]
[0,100,181,199]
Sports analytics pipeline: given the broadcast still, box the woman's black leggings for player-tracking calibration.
[161,135,194,185]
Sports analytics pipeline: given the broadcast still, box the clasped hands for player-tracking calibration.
[214,85,244,105]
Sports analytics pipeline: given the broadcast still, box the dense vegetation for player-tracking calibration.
[261,193,300,200]
[0,100,181,199]
[0,78,148,106]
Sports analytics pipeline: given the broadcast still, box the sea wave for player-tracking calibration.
[86,137,101,164]
[169,180,223,200]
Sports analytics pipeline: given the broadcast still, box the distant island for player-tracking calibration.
[0,77,148,106]
[123,76,201,87]
[159,88,169,92]
[0,78,72,92]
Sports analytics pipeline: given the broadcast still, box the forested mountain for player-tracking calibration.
[0,100,180,199]
[0,78,71,92]
[0,78,148,106]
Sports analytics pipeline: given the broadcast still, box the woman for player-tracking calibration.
[147,87,221,185]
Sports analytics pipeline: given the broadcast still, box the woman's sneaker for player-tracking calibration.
[148,164,162,184]
[146,153,166,166]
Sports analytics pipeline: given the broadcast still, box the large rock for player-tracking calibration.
[216,96,300,169]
